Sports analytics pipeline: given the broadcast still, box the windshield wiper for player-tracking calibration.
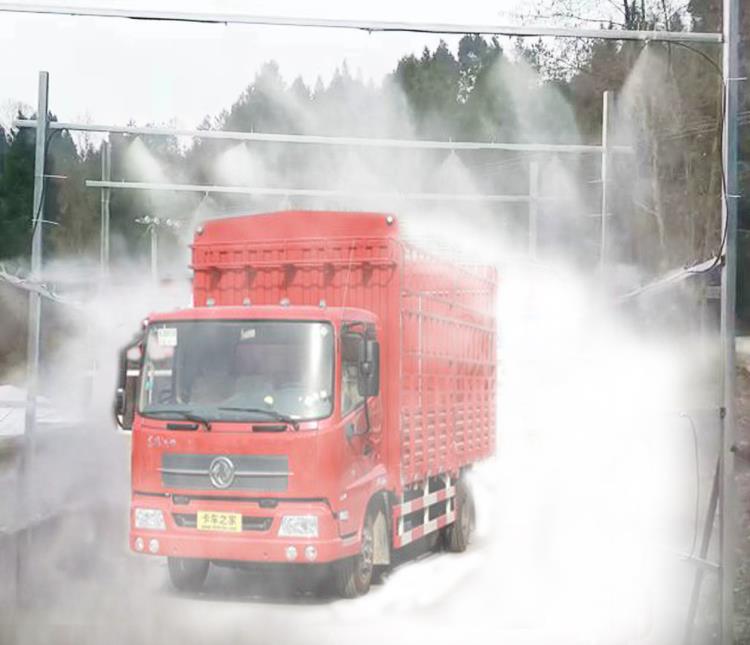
[218,406,300,431]
[146,409,212,431]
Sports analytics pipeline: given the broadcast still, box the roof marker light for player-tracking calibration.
[195,225,204,235]
[386,215,395,225]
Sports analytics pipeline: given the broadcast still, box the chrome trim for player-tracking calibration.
[159,467,292,477]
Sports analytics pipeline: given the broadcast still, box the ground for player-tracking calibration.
[0,376,744,644]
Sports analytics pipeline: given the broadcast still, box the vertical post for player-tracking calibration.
[150,222,158,283]
[600,91,613,273]
[719,0,740,642]
[99,140,111,272]
[18,70,49,606]
[528,161,539,259]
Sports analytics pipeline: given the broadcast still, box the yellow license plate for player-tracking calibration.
[196,511,242,533]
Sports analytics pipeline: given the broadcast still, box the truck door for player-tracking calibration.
[340,322,383,529]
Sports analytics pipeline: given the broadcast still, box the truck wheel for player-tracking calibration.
[167,557,209,592]
[444,480,474,553]
[333,509,377,598]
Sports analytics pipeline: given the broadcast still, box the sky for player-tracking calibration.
[0,0,551,130]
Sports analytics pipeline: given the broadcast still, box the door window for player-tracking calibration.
[341,329,364,416]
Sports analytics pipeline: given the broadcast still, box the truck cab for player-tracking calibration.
[118,304,387,595]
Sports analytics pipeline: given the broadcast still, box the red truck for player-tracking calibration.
[115,211,496,597]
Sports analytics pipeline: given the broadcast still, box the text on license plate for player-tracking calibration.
[196,511,242,532]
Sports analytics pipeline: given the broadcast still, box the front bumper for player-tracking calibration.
[129,493,360,564]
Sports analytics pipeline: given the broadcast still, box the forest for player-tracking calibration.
[0,0,747,310]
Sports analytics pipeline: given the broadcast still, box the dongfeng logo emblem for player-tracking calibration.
[208,456,236,489]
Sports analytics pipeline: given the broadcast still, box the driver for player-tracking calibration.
[229,341,274,405]
[189,361,234,405]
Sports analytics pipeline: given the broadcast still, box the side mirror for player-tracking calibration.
[342,331,379,398]
[115,340,142,431]
[362,340,380,397]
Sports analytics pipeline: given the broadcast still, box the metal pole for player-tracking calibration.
[18,70,49,606]
[150,223,158,283]
[17,119,634,155]
[719,0,740,641]
[0,3,725,43]
[600,91,613,273]
[85,179,535,203]
[528,161,539,259]
[99,140,111,271]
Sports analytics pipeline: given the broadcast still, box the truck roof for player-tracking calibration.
[193,210,397,246]
[147,305,377,325]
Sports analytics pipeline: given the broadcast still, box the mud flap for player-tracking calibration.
[373,509,390,566]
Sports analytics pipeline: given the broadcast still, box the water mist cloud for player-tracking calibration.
[2,37,720,645]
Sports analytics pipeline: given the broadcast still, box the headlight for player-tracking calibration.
[278,515,318,538]
[134,508,166,531]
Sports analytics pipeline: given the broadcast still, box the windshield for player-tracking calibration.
[138,320,334,422]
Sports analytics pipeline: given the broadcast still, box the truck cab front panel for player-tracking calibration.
[128,307,386,565]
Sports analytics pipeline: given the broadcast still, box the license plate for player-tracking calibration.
[196,511,242,533]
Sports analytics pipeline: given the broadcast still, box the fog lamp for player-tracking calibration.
[134,537,144,552]
[134,508,166,531]
[285,546,298,561]
[304,546,318,562]
[278,515,318,538]
[148,539,160,554]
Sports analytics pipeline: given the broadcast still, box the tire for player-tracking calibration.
[444,479,475,553]
[167,557,209,592]
[333,509,377,598]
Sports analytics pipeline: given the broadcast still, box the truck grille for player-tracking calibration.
[160,454,289,492]
[172,513,273,532]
